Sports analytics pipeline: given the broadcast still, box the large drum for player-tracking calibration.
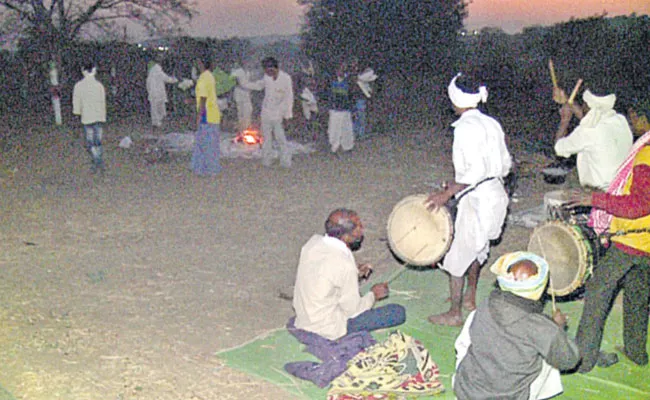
[386,194,454,266]
[544,189,592,225]
[527,220,599,297]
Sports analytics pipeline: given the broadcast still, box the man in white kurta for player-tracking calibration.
[241,57,294,168]
[293,209,405,340]
[146,60,178,128]
[426,73,512,327]
[230,67,253,133]
[554,89,632,190]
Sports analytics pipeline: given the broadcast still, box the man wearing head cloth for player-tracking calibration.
[292,209,406,340]
[453,252,580,399]
[554,87,633,190]
[425,73,512,326]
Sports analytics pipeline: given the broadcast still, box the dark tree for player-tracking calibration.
[299,0,467,77]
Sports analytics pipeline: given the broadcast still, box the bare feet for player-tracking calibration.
[428,311,464,327]
[444,296,476,311]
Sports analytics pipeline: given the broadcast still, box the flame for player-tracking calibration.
[241,129,262,144]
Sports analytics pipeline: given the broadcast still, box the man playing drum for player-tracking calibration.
[426,73,512,326]
[554,86,633,190]
[570,130,650,373]
[454,252,580,399]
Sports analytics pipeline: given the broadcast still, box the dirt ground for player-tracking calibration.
[0,112,563,399]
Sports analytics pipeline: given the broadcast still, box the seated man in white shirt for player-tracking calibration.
[554,87,633,190]
[292,209,406,340]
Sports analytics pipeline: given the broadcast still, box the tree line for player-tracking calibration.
[0,0,647,152]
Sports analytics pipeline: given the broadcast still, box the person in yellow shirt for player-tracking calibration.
[192,56,221,176]
[571,132,650,372]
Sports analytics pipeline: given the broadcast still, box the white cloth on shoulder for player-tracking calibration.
[454,311,564,400]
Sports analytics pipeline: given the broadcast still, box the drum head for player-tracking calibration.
[387,194,453,266]
[527,221,591,297]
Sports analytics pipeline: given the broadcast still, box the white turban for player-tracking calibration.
[448,73,488,109]
[580,89,617,128]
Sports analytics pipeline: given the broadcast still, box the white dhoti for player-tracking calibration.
[234,87,253,132]
[442,179,508,277]
[328,110,354,152]
[528,360,563,400]
[150,100,167,127]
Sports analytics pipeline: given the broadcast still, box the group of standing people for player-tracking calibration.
[71,53,379,177]
[325,58,375,154]
[286,70,649,399]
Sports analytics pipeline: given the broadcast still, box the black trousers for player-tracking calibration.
[575,246,650,373]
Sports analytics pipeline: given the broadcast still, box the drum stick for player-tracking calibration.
[535,234,557,313]
[549,59,558,88]
[549,277,557,313]
[567,79,583,105]
[386,264,409,284]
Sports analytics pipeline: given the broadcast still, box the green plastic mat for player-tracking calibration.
[0,385,15,400]
[217,268,650,399]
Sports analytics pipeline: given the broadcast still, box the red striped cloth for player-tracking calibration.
[589,130,650,234]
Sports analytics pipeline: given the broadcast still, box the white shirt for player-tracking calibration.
[293,235,375,340]
[243,70,294,121]
[146,63,176,103]
[441,109,512,277]
[72,75,106,125]
[555,111,632,189]
[451,109,512,185]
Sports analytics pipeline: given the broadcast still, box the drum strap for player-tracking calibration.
[607,228,650,238]
[448,177,499,205]
[446,177,500,219]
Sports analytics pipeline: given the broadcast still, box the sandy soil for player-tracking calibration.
[0,112,563,399]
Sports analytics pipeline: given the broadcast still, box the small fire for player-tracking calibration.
[234,129,263,145]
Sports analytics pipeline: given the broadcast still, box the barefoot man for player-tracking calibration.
[425,73,512,326]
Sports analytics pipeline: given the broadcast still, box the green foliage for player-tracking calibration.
[459,15,650,153]
[300,0,467,135]
[301,0,467,77]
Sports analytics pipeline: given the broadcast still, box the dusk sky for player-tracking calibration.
[181,0,650,38]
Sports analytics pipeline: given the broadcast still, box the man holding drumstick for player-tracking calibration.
[426,73,512,326]
[554,85,632,190]
[570,130,650,372]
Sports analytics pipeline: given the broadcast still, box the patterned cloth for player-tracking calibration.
[327,331,444,399]
[589,130,650,234]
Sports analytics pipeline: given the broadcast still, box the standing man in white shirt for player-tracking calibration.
[73,61,107,174]
[292,208,406,340]
[554,87,633,190]
[241,57,294,168]
[425,73,512,327]
[230,64,253,133]
[146,55,178,130]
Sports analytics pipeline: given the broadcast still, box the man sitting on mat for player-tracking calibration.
[292,208,406,340]
[454,252,580,400]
